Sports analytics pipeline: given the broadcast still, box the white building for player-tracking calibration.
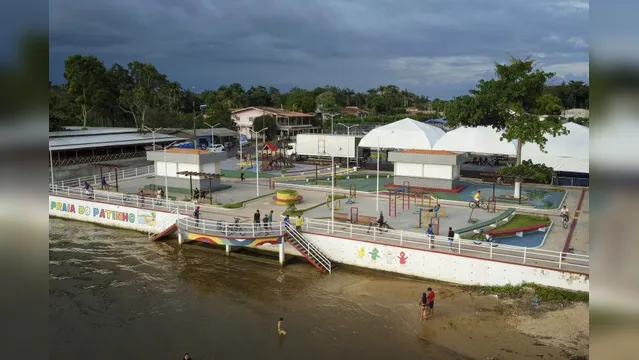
[231,106,321,139]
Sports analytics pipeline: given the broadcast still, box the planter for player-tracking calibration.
[273,189,303,206]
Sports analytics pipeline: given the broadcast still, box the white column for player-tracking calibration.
[279,240,285,265]
[331,156,335,233]
[226,245,231,256]
[376,136,380,212]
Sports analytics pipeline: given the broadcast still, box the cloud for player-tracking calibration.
[49,0,589,98]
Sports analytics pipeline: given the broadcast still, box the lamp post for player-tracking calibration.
[331,155,335,233]
[250,127,268,196]
[49,145,55,188]
[376,135,380,212]
[144,126,163,150]
[337,123,359,171]
[163,141,178,202]
[204,122,220,148]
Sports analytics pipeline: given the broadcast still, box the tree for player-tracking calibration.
[252,115,278,140]
[316,91,339,114]
[285,88,315,113]
[63,55,107,127]
[206,102,235,130]
[445,56,567,198]
[117,61,167,129]
[496,160,554,184]
[247,86,272,106]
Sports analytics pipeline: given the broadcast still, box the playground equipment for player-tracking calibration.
[388,190,398,217]
[350,207,359,224]
[487,196,497,213]
[327,197,342,210]
[429,216,440,235]
[346,184,357,204]
[273,189,303,206]
[268,177,276,189]
[417,207,447,228]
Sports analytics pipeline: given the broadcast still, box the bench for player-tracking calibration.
[453,208,516,235]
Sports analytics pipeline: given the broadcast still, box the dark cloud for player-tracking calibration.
[49,0,589,97]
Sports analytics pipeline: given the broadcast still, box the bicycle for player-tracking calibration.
[469,198,488,210]
[471,229,500,247]
[561,214,570,229]
[217,218,246,236]
[367,218,390,233]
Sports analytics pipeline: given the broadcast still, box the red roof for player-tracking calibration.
[232,106,314,118]
[262,142,278,152]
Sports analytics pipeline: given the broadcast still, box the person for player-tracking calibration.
[240,167,245,182]
[183,353,192,360]
[295,215,303,232]
[263,213,269,230]
[139,190,145,206]
[447,227,455,251]
[101,176,109,190]
[268,210,274,230]
[426,287,435,318]
[86,185,94,199]
[377,211,385,228]
[156,188,162,204]
[283,215,291,228]
[160,188,165,199]
[428,203,441,213]
[426,224,435,246]
[473,190,482,206]
[419,292,428,321]
[193,187,199,204]
[560,205,570,222]
[193,206,200,228]
[254,210,261,228]
[277,317,287,336]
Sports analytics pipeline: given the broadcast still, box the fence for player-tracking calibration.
[178,216,285,238]
[51,151,147,167]
[49,184,193,214]
[52,165,155,188]
[552,176,590,187]
[303,218,589,273]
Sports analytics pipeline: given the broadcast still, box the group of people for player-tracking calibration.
[192,187,208,203]
[419,288,436,320]
[253,210,274,230]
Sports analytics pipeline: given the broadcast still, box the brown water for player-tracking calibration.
[49,218,471,360]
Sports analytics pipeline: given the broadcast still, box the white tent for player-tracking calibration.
[358,118,445,149]
[522,122,589,173]
[432,126,517,155]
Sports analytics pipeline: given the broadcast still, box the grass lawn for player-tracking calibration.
[490,214,551,232]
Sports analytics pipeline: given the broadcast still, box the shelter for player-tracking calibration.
[433,126,517,155]
[522,122,589,173]
[358,118,445,150]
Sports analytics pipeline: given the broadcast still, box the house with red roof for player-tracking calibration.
[231,106,321,139]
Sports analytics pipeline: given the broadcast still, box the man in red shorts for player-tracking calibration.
[426,287,435,319]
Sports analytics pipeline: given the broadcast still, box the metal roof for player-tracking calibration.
[49,127,139,138]
[194,128,239,137]
[49,132,186,151]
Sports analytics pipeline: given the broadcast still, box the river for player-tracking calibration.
[49,218,472,360]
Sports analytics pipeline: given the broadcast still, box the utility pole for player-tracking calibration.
[192,100,197,147]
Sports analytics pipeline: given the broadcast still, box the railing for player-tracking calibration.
[51,151,147,167]
[177,216,285,238]
[303,218,589,273]
[49,184,193,214]
[551,176,590,187]
[149,208,180,239]
[285,223,332,273]
[52,165,155,188]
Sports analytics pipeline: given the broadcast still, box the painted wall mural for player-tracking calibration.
[369,248,381,261]
[137,210,157,226]
[398,251,409,265]
[50,200,136,223]
[178,229,283,247]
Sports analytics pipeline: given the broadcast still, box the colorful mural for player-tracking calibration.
[178,229,282,247]
[357,247,365,258]
[369,248,381,261]
[50,200,136,223]
[137,210,157,226]
[398,251,408,265]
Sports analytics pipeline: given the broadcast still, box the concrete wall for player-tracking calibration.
[388,152,463,166]
[49,195,181,233]
[394,175,459,190]
[53,157,152,181]
[152,175,222,192]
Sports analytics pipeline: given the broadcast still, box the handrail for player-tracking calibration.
[177,216,285,238]
[148,208,180,239]
[303,218,589,273]
[49,184,194,214]
[285,223,331,273]
[51,165,155,188]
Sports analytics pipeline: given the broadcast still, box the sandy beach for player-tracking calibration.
[337,276,589,360]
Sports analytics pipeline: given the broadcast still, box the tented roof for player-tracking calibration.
[358,118,445,149]
[522,122,589,173]
[432,126,517,155]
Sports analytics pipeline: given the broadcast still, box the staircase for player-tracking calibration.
[148,209,180,241]
[284,223,332,273]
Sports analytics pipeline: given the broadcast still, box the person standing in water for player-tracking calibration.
[277,317,287,336]
[419,292,428,321]
[426,287,435,318]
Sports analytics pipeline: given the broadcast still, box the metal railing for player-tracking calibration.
[303,218,589,273]
[51,151,147,167]
[52,165,155,188]
[285,223,332,273]
[49,184,194,214]
[178,216,285,238]
[551,176,590,187]
[149,208,180,239]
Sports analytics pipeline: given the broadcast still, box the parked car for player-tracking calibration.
[207,144,225,152]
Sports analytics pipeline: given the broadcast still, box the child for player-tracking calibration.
[277,317,287,336]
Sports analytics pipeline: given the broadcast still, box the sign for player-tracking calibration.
[50,200,136,223]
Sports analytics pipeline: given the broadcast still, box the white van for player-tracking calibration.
[207,144,225,152]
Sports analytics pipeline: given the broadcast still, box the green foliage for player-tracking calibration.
[496,159,554,183]
[462,283,588,303]
[253,115,278,140]
[445,57,569,166]
[277,189,298,195]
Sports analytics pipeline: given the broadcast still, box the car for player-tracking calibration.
[207,144,226,152]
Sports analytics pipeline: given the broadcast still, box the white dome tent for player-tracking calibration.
[522,122,589,173]
[358,118,445,150]
[432,126,517,155]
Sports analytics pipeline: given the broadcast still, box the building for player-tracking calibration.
[147,148,228,192]
[339,106,369,118]
[231,106,320,139]
[49,127,186,179]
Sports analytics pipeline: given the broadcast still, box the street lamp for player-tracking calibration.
[249,127,268,196]
[49,145,55,188]
[204,122,220,148]
[331,155,335,233]
[162,141,178,202]
[337,123,359,171]
[376,135,380,212]
[144,126,163,150]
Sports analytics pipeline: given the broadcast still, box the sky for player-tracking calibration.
[48,0,590,98]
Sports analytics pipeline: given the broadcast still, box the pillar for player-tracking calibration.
[178,232,182,246]
[225,245,231,256]
[278,239,285,266]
